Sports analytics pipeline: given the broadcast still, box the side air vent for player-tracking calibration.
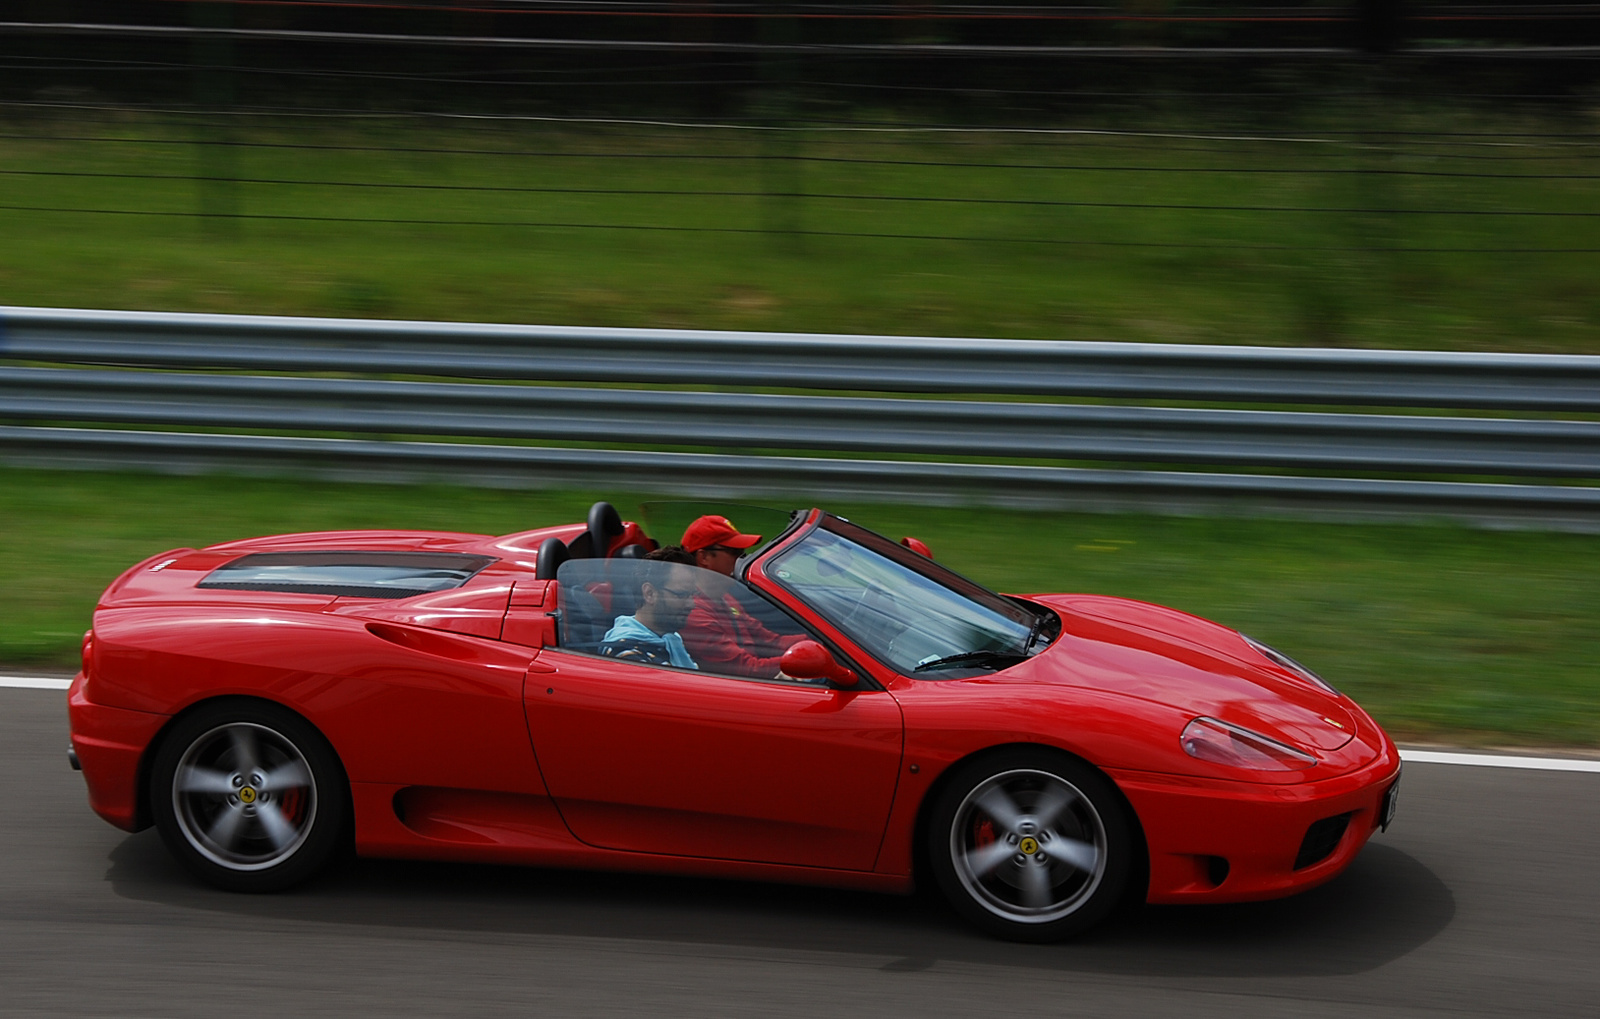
[1206,855,1230,887]
[1294,812,1354,870]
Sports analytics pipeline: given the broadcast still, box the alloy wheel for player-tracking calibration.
[171,722,318,872]
[948,767,1108,925]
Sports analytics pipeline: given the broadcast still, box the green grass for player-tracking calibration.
[5,464,1598,748]
[1,108,1598,351]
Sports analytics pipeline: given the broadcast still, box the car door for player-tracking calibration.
[524,559,904,871]
[526,651,903,871]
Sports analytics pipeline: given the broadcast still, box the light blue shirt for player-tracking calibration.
[601,615,699,669]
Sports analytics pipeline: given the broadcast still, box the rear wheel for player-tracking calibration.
[928,749,1132,941]
[150,700,348,892]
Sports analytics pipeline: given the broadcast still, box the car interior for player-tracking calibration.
[533,502,808,677]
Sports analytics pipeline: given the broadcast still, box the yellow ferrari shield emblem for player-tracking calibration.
[1018,836,1039,855]
[239,786,257,804]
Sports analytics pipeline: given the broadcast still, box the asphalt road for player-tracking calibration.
[4,687,1597,1018]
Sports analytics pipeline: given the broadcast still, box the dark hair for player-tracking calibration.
[644,545,694,566]
[632,545,695,604]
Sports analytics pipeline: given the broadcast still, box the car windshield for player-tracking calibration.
[767,516,1047,676]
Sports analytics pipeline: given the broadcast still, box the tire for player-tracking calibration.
[150,700,349,892]
[927,748,1133,942]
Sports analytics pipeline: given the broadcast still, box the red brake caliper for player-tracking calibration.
[277,787,305,826]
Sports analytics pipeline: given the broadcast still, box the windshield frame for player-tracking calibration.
[758,512,1054,679]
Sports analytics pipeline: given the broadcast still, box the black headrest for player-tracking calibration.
[587,501,624,558]
[535,536,570,580]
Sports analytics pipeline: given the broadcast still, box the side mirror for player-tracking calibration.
[900,536,933,558]
[780,640,859,688]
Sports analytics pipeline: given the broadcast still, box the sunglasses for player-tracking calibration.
[661,586,697,600]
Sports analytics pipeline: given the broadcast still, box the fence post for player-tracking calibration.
[191,1,239,238]
[1356,0,1405,54]
[758,3,803,244]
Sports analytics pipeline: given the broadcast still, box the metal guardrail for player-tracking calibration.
[3,306,1599,527]
[3,366,1599,478]
[6,305,1600,409]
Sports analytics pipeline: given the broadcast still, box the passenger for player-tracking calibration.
[678,516,807,678]
[643,545,695,568]
[599,557,700,669]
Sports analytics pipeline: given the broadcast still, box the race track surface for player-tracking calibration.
[4,688,1597,1018]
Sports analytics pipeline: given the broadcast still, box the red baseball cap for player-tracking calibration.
[682,514,762,553]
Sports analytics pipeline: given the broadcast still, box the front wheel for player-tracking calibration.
[150,700,349,892]
[928,749,1133,941]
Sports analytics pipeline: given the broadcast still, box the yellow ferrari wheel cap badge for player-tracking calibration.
[238,786,257,804]
[1018,837,1039,855]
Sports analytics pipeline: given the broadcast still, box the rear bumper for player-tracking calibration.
[1111,748,1402,904]
[67,673,168,832]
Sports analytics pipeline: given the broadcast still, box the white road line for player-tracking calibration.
[2,675,1597,772]
[0,675,72,690]
[1400,748,1600,773]
[0,675,72,691]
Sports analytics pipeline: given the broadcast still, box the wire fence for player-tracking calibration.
[2,3,1598,345]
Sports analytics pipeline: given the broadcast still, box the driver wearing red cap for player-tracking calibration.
[680,514,806,678]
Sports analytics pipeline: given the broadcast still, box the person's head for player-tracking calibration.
[644,545,695,566]
[681,515,761,577]
[635,562,697,634]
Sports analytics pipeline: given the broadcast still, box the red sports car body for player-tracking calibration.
[68,502,1400,940]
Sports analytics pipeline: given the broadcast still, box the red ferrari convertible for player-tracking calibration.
[68,501,1399,941]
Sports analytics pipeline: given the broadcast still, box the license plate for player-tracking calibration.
[1380,770,1401,831]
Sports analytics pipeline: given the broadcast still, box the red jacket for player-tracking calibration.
[682,592,804,678]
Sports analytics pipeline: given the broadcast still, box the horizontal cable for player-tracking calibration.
[0,52,757,78]
[9,56,1595,105]
[8,108,1593,161]
[10,21,1600,58]
[3,169,1595,218]
[0,22,1363,55]
[142,0,1600,20]
[0,61,764,88]
[4,204,1598,252]
[5,99,1365,143]
[9,133,1597,178]
[121,0,1367,21]
[792,78,1598,102]
[7,100,1600,152]
[3,132,1600,176]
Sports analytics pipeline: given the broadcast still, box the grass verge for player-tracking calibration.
[5,464,1598,747]
[1,109,1598,351]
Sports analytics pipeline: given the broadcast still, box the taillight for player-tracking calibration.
[80,630,94,678]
